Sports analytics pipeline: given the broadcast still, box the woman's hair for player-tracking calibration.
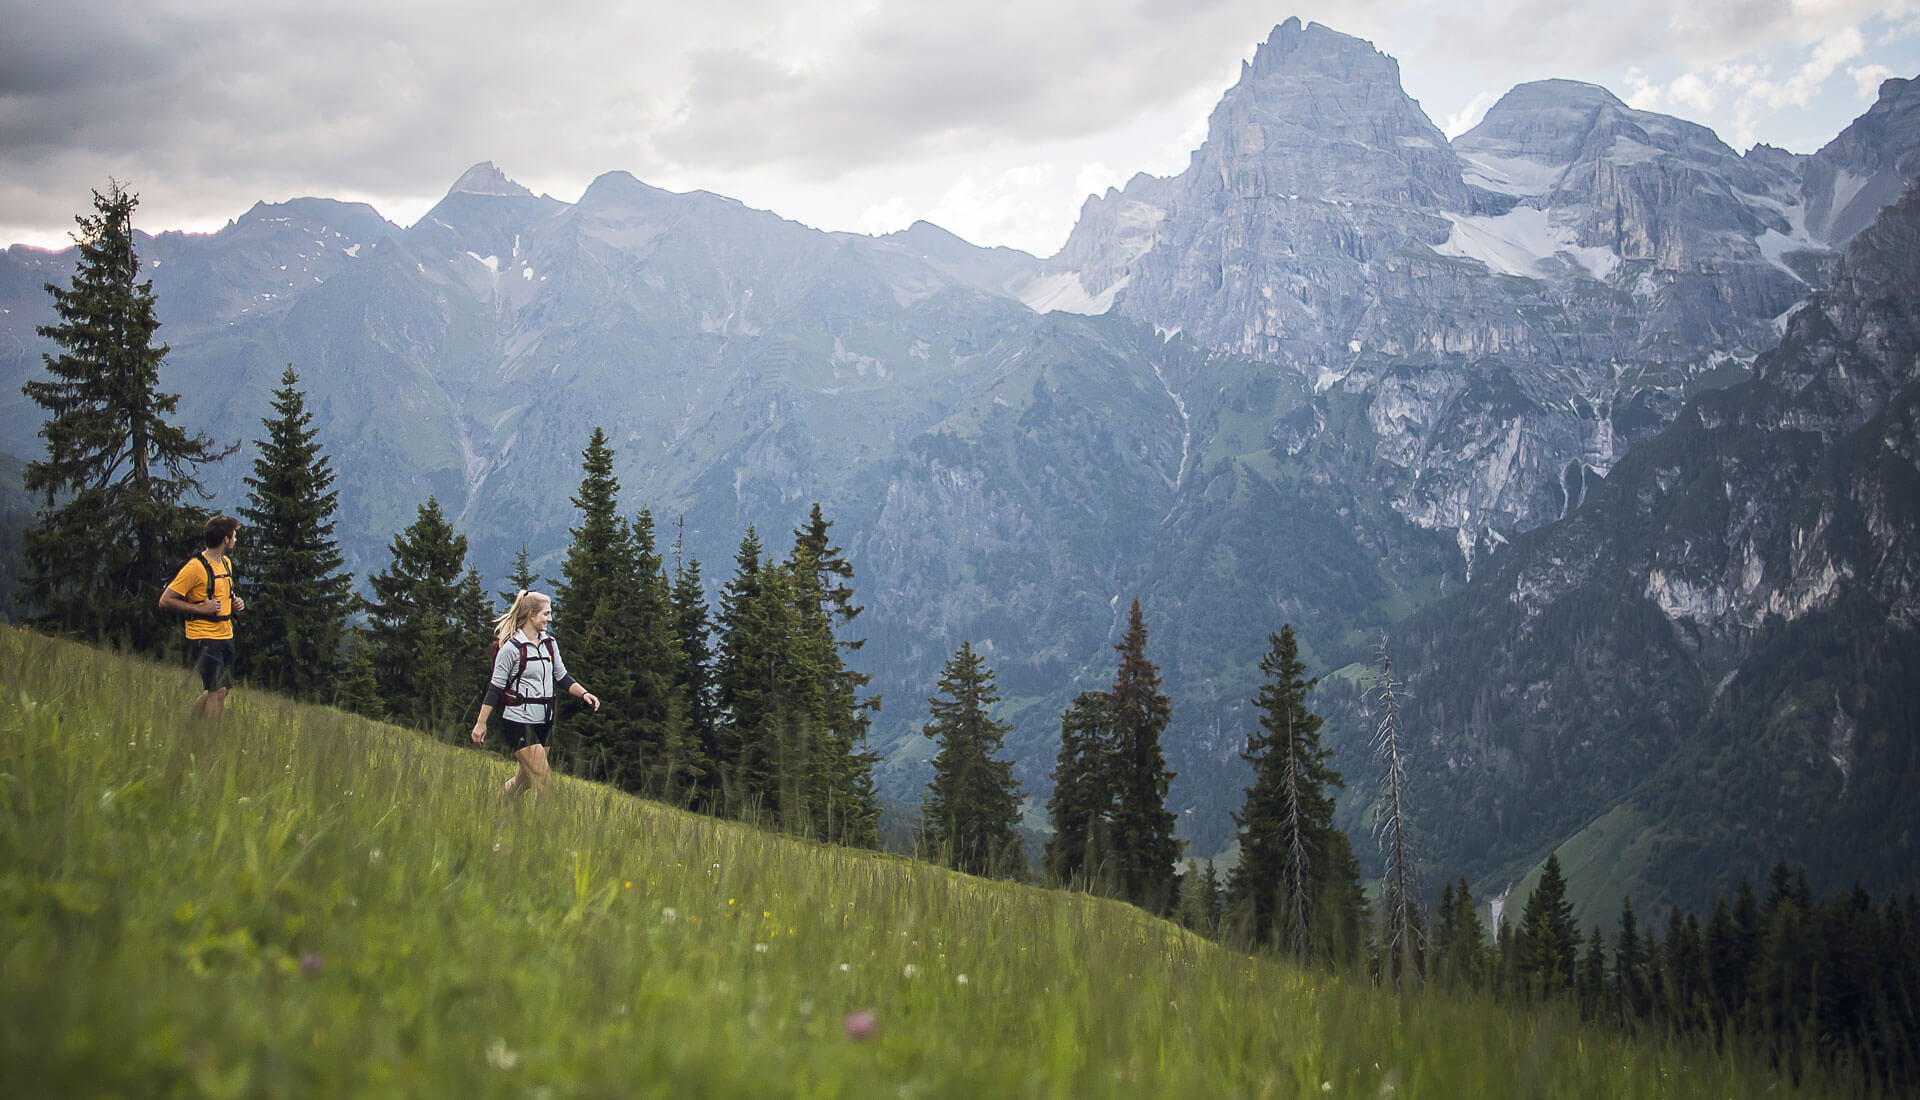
[493,589,551,645]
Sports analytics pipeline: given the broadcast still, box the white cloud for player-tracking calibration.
[1073,163,1128,201]
[1442,90,1500,138]
[925,165,1062,252]
[1850,63,1897,98]
[855,196,917,237]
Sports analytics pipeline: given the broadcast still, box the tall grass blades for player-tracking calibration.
[0,627,1854,1097]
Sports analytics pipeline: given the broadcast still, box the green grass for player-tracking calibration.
[0,626,1842,1097]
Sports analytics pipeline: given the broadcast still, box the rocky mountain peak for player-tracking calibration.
[1200,19,1460,203]
[1455,78,1735,179]
[447,161,533,199]
[1244,17,1406,88]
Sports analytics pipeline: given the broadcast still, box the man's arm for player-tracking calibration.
[158,587,218,616]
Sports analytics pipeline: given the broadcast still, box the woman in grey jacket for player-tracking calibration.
[470,589,598,799]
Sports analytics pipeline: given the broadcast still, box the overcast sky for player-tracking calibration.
[3,1,1916,257]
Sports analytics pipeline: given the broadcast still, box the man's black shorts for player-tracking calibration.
[190,638,236,692]
[500,719,552,752]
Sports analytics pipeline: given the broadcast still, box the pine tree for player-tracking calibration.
[1614,896,1651,1024]
[626,507,695,798]
[788,505,880,848]
[1198,859,1224,938]
[714,527,773,816]
[1044,690,1116,890]
[20,181,230,653]
[555,428,640,785]
[361,498,491,736]
[1432,877,1488,988]
[920,640,1024,878]
[670,538,722,812]
[238,367,354,698]
[1515,852,1580,999]
[1107,598,1180,915]
[1229,625,1361,963]
[1578,925,1610,1020]
[499,543,548,604]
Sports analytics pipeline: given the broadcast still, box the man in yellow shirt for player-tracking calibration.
[157,515,246,719]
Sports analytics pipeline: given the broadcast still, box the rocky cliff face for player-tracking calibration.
[1044,19,1917,557]
[1379,182,1920,914]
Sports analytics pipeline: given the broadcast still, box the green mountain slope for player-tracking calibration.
[0,628,1836,1098]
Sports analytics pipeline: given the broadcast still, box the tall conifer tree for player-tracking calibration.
[556,428,639,785]
[21,182,229,652]
[1044,690,1116,890]
[627,507,696,797]
[1515,852,1581,998]
[670,540,722,811]
[787,505,879,848]
[1107,599,1181,914]
[239,367,353,698]
[499,543,548,604]
[361,497,490,736]
[1228,625,1363,963]
[920,640,1024,878]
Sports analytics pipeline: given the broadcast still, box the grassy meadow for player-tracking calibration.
[0,626,1850,1097]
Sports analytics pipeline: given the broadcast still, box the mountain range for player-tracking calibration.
[3,18,1916,918]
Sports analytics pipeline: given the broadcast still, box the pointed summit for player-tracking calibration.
[1244,17,1405,87]
[1192,18,1463,208]
[446,162,533,199]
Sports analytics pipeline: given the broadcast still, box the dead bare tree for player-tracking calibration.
[1372,633,1423,990]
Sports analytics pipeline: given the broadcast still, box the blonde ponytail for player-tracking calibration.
[493,589,550,645]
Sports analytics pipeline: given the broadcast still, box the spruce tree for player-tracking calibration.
[1516,852,1580,998]
[499,543,549,605]
[920,640,1024,878]
[555,428,639,785]
[1107,598,1180,914]
[1615,896,1651,1024]
[788,505,880,848]
[238,367,354,698]
[670,541,722,811]
[1433,877,1488,988]
[627,507,696,798]
[361,497,490,736]
[1229,625,1361,963]
[1578,925,1609,1020]
[714,527,772,816]
[1044,690,1116,890]
[21,181,230,653]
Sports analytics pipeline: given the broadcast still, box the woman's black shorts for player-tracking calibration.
[500,719,552,752]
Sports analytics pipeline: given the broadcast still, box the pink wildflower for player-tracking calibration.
[844,1010,876,1041]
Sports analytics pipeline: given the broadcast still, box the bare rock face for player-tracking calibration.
[1044,21,1914,558]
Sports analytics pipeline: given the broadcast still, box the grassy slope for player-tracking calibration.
[0,628,1837,1098]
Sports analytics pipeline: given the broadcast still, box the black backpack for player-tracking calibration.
[173,552,235,621]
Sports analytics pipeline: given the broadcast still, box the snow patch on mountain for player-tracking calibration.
[1020,271,1127,315]
[1457,151,1565,196]
[1435,206,1619,280]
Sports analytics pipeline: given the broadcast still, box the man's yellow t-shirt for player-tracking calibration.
[166,554,236,641]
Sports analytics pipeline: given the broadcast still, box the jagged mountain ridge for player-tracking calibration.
[1,22,1916,896]
[1046,19,1919,559]
[1373,181,1920,916]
